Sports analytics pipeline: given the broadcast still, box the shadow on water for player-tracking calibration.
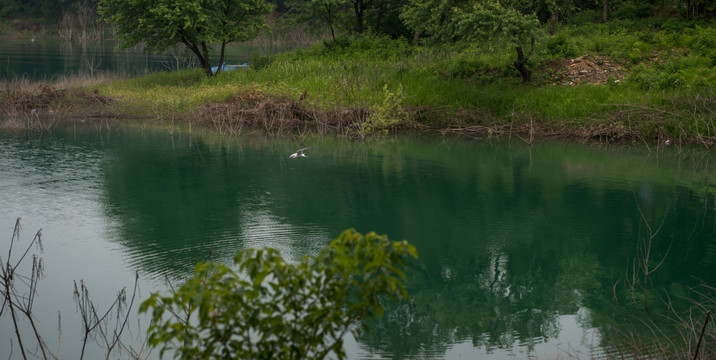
[2,125,716,358]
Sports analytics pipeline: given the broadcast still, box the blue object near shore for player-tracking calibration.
[211,62,249,72]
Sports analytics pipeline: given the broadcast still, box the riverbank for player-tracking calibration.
[1,20,714,146]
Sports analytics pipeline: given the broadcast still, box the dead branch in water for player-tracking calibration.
[0,218,148,360]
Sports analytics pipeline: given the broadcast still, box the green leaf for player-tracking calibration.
[141,229,415,359]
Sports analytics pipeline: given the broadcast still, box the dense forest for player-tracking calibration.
[0,0,713,35]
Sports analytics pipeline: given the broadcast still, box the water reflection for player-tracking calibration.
[1,127,716,359]
[0,38,295,80]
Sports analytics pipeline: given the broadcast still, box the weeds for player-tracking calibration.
[612,283,716,360]
[359,84,408,138]
[630,190,672,313]
[0,218,147,359]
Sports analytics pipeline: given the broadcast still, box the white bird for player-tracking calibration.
[289,147,309,159]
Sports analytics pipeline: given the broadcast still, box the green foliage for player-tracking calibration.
[98,17,714,137]
[250,54,275,70]
[545,34,578,58]
[625,57,716,91]
[402,0,540,46]
[0,0,77,20]
[315,34,414,61]
[98,0,274,77]
[447,55,491,79]
[365,84,407,133]
[611,0,656,19]
[140,229,417,360]
[692,25,716,65]
[285,0,349,40]
[402,0,540,82]
[284,0,410,37]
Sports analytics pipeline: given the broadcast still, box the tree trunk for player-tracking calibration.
[354,0,364,34]
[216,42,227,76]
[200,42,215,77]
[325,5,336,41]
[603,0,609,22]
[549,13,558,35]
[413,31,420,46]
[374,0,385,34]
[184,40,214,78]
[514,45,531,83]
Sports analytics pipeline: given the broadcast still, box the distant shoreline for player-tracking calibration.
[2,22,715,148]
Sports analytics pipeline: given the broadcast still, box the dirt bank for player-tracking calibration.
[2,82,714,148]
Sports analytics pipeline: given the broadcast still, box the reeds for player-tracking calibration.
[0,218,147,360]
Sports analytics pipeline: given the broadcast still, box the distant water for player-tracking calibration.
[0,38,293,80]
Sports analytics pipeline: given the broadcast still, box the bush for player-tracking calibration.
[250,54,274,70]
[692,26,716,65]
[612,1,655,19]
[628,63,685,90]
[316,35,414,61]
[447,55,491,79]
[141,229,417,360]
[545,34,578,58]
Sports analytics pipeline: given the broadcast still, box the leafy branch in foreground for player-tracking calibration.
[140,229,418,360]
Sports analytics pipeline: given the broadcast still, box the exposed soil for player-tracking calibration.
[543,55,626,86]
[195,87,370,136]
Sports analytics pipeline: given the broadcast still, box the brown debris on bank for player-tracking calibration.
[195,88,370,136]
[2,83,714,148]
[1,83,114,130]
[545,55,626,86]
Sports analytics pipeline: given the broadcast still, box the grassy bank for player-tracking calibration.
[2,19,714,144]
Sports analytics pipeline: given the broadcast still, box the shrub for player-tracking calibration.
[250,54,274,70]
[365,84,407,134]
[316,35,414,61]
[628,64,685,90]
[447,55,491,79]
[612,1,655,19]
[693,26,716,65]
[140,229,417,360]
[545,34,578,59]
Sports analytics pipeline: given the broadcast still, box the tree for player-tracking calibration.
[140,229,418,359]
[402,0,540,82]
[286,0,349,41]
[98,0,274,78]
[287,0,409,38]
[684,0,715,19]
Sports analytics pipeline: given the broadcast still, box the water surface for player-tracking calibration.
[1,127,715,359]
[0,38,291,80]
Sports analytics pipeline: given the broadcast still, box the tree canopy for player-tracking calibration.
[98,0,274,77]
[402,0,540,82]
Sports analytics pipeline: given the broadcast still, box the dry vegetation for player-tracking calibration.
[0,76,117,131]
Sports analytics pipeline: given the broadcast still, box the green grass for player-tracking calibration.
[95,20,715,139]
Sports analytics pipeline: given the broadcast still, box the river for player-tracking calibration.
[1,125,715,359]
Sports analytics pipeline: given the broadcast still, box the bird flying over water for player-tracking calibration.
[289,147,309,158]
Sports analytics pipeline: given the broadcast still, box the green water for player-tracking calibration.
[1,126,715,359]
[0,38,292,80]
